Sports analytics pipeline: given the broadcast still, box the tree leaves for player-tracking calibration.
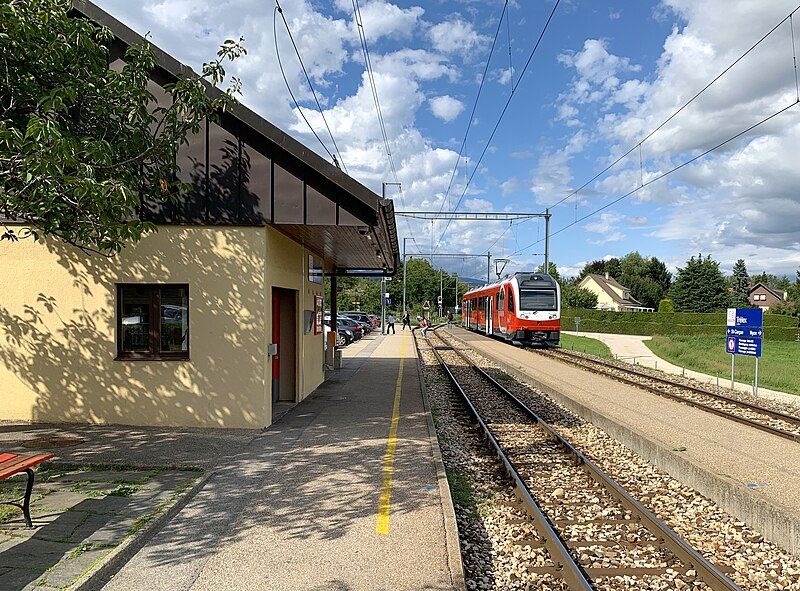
[0,0,244,254]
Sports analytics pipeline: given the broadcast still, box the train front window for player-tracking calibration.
[519,289,557,311]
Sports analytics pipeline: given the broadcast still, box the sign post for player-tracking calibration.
[725,308,763,394]
[574,317,582,337]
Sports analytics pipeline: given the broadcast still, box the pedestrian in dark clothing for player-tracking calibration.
[446,310,453,327]
[401,310,411,330]
[387,314,396,334]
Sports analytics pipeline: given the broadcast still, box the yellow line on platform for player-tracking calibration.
[376,333,407,535]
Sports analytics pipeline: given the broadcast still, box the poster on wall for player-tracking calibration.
[314,295,324,334]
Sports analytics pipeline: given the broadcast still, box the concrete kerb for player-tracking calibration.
[411,328,467,591]
[445,330,800,557]
[70,468,215,591]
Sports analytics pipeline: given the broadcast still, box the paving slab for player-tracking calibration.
[101,332,462,591]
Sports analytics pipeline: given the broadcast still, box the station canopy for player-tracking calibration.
[73,0,399,276]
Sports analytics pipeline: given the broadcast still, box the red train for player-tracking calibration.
[462,272,561,347]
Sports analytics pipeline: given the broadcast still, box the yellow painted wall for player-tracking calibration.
[0,225,325,429]
[578,277,620,311]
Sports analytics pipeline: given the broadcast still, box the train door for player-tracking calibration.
[497,288,505,334]
[486,296,493,335]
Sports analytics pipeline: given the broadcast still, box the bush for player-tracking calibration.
[560,308,797,341]
[658,298,675,313]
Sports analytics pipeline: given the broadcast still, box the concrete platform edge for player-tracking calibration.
[413,330,467,591]
[71,469,216,591]
[446,330,800,556]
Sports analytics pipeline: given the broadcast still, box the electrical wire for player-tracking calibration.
[435,0,561,251]
[547,3,800,211]
[274,0,348,173]
[437,1,510,220]
[511,99,800,256]
[273,7,336,163]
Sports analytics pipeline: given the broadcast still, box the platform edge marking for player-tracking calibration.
[376,334,407,535]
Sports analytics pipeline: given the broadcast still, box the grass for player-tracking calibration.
[446,469,477,519]
[644,335,800,395]
[560,333,614,358]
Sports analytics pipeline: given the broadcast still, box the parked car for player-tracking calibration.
[342,312,374,329]
[337,327,354,346]
[325,315,363,340]
[366,314,379,328]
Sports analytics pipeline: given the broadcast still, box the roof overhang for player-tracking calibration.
[70,0,399,274]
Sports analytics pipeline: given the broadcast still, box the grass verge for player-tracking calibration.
[560,333,614,358]
[644,335,800,395]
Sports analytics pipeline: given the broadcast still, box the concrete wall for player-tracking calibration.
[0,225,325,429]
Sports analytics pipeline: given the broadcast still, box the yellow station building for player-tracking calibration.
[0,1,399,430]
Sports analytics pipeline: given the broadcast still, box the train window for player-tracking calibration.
[519,289,557,311]
[507,288,514,312]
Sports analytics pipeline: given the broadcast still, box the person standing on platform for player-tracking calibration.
[420,317,429,338]
[446,310,453,327]
[402,309,411,331]
[386,313,396,334]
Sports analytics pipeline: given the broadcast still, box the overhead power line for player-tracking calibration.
[437,0,510,218]
[274,0,348,173]
[435,0,561,251]
[511,99,800,256]
[547,2,800,211]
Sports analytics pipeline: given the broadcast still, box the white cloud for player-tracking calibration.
[428,16,489,57]
[335,0,424,41]
[429,95,465,122]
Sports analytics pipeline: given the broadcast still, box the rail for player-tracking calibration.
[539,347,800,443]
[424,327,741,591]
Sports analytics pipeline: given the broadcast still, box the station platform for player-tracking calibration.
[102,332,463,591]
[445,326,800,555]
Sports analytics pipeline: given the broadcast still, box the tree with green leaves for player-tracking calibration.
[730,259,750,307]
[1,0,245,254]
[669,254,730,312]
[536,261,561,281]
[658,298,675,313]
[563,283,598,309]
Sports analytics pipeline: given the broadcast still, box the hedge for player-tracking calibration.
[562,308,799,341]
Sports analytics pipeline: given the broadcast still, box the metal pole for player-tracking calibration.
[454,273,458,312]
[487,252,491,283]
[544,208,551,274]
[402,239,408,317]
[439,269,443,318]
[330,273,338,332]
[754,357,759,396]
[380,276,387,334]
[731,354,735,389]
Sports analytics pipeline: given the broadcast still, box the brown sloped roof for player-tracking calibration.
[748,283,787,301]
[583,274,642,306]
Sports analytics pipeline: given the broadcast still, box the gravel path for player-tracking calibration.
[420,330,800,590]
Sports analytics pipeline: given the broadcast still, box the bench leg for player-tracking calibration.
[22,468,34,528]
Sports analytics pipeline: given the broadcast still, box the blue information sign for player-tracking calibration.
[725,308,763,358]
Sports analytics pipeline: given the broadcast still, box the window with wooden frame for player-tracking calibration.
[117,284,189,360]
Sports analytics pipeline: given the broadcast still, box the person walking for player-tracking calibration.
[386,313,396,334]
[401,309,411,331]
[446,309,453,327]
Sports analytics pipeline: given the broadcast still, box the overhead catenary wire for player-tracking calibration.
[511,99,800,256]
[274,0,348,173]
[547,3,800,211]
[435,0,561,251]
[437,0,511,220]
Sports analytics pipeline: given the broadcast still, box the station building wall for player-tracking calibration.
[0,225,324,430]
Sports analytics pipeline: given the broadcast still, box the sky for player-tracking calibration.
[94,0,800,280]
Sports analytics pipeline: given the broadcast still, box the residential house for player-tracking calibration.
[748,282,791,311]
[577,273,654,312]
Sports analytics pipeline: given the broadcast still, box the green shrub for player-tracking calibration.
[560,308,797,341]
[658,298,675,313]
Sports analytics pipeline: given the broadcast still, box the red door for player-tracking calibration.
[272,291,280,403]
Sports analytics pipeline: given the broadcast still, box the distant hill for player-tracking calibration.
[459,276,487,286]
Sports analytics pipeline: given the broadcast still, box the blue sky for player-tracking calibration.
[95,0,800,280]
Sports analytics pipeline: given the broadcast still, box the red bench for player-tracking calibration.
[0,452,54,527]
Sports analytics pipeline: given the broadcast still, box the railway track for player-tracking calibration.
[533,347,800,443]
[423,327,741,591]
